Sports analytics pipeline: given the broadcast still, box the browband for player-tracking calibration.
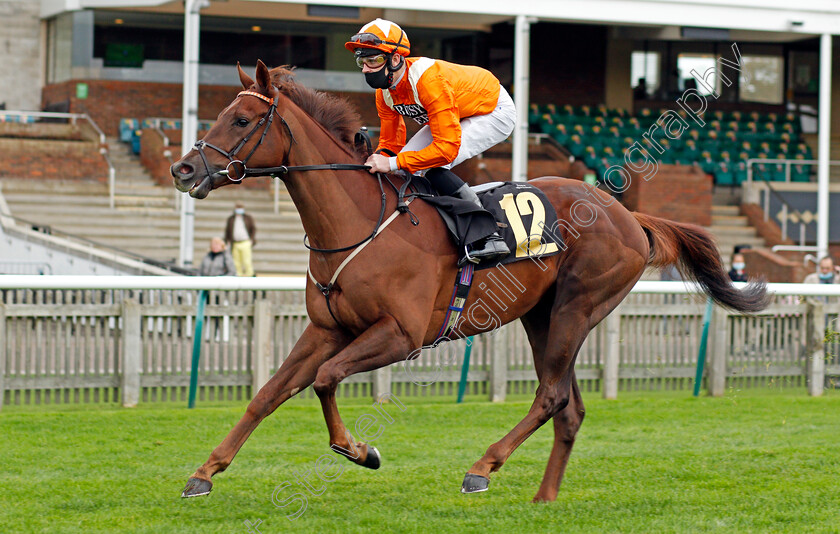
[238,91,274,105]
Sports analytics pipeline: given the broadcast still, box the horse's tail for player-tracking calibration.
[632,212,770,313]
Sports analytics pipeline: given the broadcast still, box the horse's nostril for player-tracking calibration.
[171,161,195,179]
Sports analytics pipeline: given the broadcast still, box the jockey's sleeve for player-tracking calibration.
[395,74,461,173]
[375,90,407,158]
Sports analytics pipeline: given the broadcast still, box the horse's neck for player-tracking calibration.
[281,108,380,251]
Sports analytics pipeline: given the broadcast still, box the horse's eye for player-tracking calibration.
[235,118,250,127]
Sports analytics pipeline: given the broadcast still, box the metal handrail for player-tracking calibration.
[746,157,840,184]
[751,170,814,246]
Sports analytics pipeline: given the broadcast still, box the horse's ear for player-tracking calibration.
[255,59,271,93]
[237,62,254,89]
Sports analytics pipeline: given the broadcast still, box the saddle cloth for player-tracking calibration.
[407,177,564,271]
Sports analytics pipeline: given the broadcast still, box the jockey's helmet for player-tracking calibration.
[345,19,410,57]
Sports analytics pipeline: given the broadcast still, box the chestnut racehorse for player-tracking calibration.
[171,61,768,502]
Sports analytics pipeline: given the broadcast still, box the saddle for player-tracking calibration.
[397,174,564,271]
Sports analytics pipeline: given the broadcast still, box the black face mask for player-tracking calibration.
[364,67,392,89]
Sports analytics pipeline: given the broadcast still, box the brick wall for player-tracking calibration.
[41,80,383,140]
[0,138,108,181]
[741,247,808,283]
[43,80,244,138]
[739,203,795,249]
[139,129,177,187]
[142,129,271,191]
[623,165,712,226]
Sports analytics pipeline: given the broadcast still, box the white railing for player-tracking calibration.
[0,278,837,409]
[746,157,840,185]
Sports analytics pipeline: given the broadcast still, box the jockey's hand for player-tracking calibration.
[364,153,392,174]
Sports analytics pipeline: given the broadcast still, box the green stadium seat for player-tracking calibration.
[567,134,586,158]
[551,124,570,145]
[791,163,811,182]
[733,161,748,184]
[715,162,735,185]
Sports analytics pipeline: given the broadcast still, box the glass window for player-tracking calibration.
[739,55,783,104]
[677,54,718,96]
[631,51,659,97]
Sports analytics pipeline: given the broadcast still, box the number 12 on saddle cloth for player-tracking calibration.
[473,183,564,271]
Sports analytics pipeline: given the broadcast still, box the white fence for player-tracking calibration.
[0,277,838,410]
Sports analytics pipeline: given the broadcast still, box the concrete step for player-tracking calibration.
[711,215,749,227]
[711,205,740,216]
[708,225,758,238]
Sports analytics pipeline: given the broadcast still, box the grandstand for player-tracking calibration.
[1,1,840,280]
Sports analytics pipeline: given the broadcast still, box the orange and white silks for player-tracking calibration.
[375,57,509,174]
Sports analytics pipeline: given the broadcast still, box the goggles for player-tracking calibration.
[355,53,387,69]
[349,30,407,51]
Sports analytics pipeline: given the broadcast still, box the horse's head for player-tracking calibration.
[171,60,290,199]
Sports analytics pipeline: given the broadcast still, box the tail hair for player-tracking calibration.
[633,212,770,313]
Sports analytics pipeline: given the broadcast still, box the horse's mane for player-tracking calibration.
[268,66,365,157]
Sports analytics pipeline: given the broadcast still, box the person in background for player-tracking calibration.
[728,253,748,282]
[198,237,235,342]
[198,237,236,277]
[224,203,257,277]
[803,256,840,284]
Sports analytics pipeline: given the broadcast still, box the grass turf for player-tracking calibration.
[2,388,840,533]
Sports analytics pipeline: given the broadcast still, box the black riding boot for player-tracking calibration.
[451,183,510,265]
[425,168,510,265]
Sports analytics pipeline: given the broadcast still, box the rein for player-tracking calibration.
[196,88,402,330]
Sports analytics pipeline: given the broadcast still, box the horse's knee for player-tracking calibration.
[313,364,343,396]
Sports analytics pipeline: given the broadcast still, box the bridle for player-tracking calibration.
[191,88,392,253]
[190,87,420,330]
[193,90,293,183]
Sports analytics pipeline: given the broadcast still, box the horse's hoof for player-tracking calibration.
[362,445,381,470]
[460,473,490,493]
[181,477,212,498]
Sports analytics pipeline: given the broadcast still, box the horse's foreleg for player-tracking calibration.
[312,316,413,469]
[182,324,346,497]
[532,375,585,502]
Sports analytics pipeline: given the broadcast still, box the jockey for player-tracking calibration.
[345,18,515,265]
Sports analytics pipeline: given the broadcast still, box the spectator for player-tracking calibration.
[198,237,236,277]
[224,203,257,277]
[803,256,840,284]
[728,253,748,282]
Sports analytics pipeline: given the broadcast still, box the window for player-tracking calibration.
[739,55,783,104]
[677,54,718,96]
[631,51,659,97]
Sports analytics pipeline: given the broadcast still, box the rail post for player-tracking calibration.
[252,299,274,395]
[603,306,621,399]
[707,304,728,396]
[807,299,826,397]
[121,298,141,407]
[490,327,507,402]
[0,302,5,412]
[372,365,392,400]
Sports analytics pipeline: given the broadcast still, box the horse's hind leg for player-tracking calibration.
[532,375,584,502]
[461,303,590,494]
